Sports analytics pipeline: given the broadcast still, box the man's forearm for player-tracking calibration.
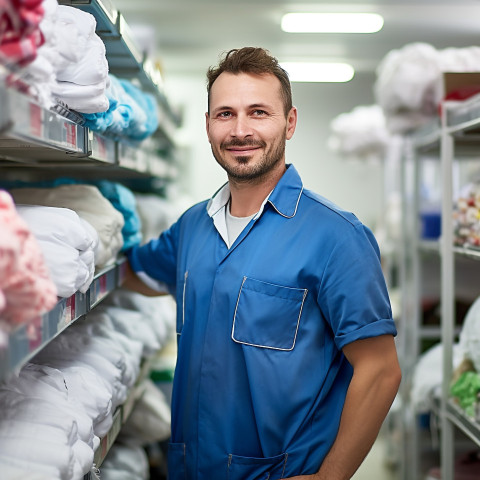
[313,359,400,479]
[283,335,401,480]
[122,261,167,297]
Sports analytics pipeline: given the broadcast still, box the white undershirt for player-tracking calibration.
[225,201,257,248]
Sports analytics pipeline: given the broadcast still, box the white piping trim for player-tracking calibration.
[178,270,188,336]
[231,276,308,351]
[269,186,304,218]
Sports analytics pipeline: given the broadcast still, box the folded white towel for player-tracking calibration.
[10,185,124,268]
[0,392,94,447]
[101,444,149,480]
[56,33,109,86]
[27,359,114,437]
[99,305,162,357]
[105,288,177,349]
[15,205,98,297]
[0,453,62,479]
[57,5,97,42]
[0,437,75,480]
[119,379,171,446]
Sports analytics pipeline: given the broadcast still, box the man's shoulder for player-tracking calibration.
[179,199,209,221]
[176,200,208,228]
[300,188,362,229]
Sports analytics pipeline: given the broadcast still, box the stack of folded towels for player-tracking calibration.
[10,184,125,269]
[0,190,57,328]
[0,295,175,479]
[82,74,159,141]
[375,42,480,133]
[22,0,110,112]
[15,205,99,298]
[327,104,392,162]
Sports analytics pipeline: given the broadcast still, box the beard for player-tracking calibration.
[211,132,286,182]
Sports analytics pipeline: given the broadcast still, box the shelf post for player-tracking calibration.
[440,101,455,480]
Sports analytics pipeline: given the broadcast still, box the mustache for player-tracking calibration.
[221,139,267,149]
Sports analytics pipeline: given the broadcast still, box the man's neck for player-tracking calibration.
[228,164,286,217]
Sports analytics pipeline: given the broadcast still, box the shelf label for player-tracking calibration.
[95,134,107,158]
[65,122,77,148]
[100,275,107,294]
[27,316,43,352]
[29,103,43,138]
[117,261,127,286]
[66,294,75,324]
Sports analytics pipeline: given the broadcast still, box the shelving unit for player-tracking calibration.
[57,0,181,150]
[0,82,177,182]
[0,0,179,476]
[400,93,480,480]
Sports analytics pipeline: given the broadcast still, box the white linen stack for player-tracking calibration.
[374,43,480,134]
[15,205,99,297]
[374,42,442,134]
[52,4,109,112]
[0,302,155,478]
[118,379,171,446]
[0,363,96,480]
[9,184,125,268]
[24,0,109,112]
[92,305,162,358]
[327,104,392,162]
[100,444,150,480]
[103,288,176,350]
[458,296,480,373]
[410,342,463,414]
[134,192,190,243]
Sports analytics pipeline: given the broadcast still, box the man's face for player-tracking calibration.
[206,72,297,183]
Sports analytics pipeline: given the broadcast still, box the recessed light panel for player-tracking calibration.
[281,13,384,34]
[280,62,355,83]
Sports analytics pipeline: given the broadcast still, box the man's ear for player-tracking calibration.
[286,106,298,140]
[205,112,211,142]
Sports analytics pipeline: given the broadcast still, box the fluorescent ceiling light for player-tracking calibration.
[281,62,355,83]
[281,13,384,33]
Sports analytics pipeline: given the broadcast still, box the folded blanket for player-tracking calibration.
[9,185,124,268]
[15,205,98,297]
[100,444,149,480]
[56,32,108,86]
[0,452,62,479]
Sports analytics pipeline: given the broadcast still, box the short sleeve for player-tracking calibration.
[126,219,180,295]
[317,223,397,350]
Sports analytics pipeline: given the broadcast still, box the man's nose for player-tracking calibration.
[230,115,252,138]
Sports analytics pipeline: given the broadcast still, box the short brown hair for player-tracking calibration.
[206,47,292,117]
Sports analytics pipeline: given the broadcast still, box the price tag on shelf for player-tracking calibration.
[95,134,107,158]
[99,274,107,296]
[26,316,43,353]
[64,122,77,149]
[66,294,75,324]
[29,103,43,138]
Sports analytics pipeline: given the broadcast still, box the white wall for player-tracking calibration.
[165,71,385,229]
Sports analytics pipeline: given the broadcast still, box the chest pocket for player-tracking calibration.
[232,277,307,351]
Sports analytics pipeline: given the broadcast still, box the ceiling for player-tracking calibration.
[110,0,480,82]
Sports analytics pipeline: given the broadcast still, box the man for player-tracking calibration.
[124,47,401,480]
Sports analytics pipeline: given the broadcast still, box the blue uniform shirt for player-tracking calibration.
[127,164,397,480]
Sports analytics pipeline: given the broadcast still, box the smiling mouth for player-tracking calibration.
[226,146,261,154]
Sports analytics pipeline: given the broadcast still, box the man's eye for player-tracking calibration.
[218,111,231,118]
[253,110,267,116]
